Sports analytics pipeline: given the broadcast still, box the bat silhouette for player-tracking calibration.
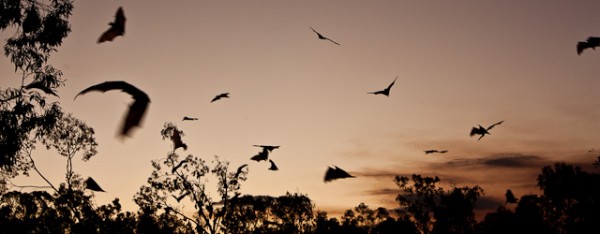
[172,159,189,173]
[74,81,150,137]
[577,36,600,55]
[172,191,190,203]
[23,80,58,97]
[505,189,517,204]
[250,150,269,162]
[84,177,105,192]
[183,116,198,121]
[470,121,504,141]
[268,159,279,171]
[234,164,249,178]
[424,150,448,155]
[324,166,355,182]
[253,145,280,152]
[310,26,340,46]
[98,7,126,43]
[369,76,398,96]
[170,127,187,151]
[211,92,229,103]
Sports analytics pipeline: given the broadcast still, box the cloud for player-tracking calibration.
[443,153,548,168]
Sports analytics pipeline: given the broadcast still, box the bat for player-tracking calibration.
[84,177,105,192]
[172,191,190,202]
[74,81,150,137]
[23,80,58,97]
[310,26,340,46]
[171,159,189,173]
[250,150,269,162]
[470,121,504,141]
[98,7,126,43]
[324,166,355,182]
[577,36,600,55]
[170,127,187,151]
[183,116,198,121]
[268,159,278,171]
[234,164,248,178]
[505,189,517,204]
[253,145,280,152]
[369,76,398,96]
[211,92,229,103]
[424,150,448,154]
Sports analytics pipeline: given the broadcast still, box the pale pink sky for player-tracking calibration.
[3,0,600,217]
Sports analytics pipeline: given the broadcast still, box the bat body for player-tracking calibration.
[425,150,448,154]
[369,76,398,96]
[577,37,600,55]
[310,26,340,46]
[170,127,187,151]
[268,159,279,171]
[98,7,126,43]
[75,81,150,137]
[470,121,504,141]
[324,166,355,182]
[84,177,105,192]
[250,150,269,162]
[211,92,229,103]
[183,116,198,121]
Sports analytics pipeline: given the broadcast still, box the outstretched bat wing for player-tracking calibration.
[486,120,504,130]
[269,159,279,171]
[75,81,150,137]
[84,177,105,192]
[324,166,355,182]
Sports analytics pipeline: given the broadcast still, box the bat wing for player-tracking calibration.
[487,120,504,130]
[235,164,249,178]
[327,38,341,46]
[268,160,279,171]
[425,150,437,154]
[577,41,589,55]
[84,177,105,192]
[250,151,268,162]
[386,76,398,91]
[75,81,150,137]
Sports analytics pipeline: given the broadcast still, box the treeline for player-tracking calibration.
[1,161,599,234]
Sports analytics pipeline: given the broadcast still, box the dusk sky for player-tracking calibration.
[3,0,600,217]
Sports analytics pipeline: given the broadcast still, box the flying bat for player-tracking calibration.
[505,189,517,204]
[369,76,398,96]
[98,7,126,43]
[23,80,58,97]
[324,166,355,182]
[577,36,600,55]
[211,92,229,103]
[172,191,191,203]
[268,159,279,171]
[183,116,198,121]
[424,150,448,155]
[170,127,187,151]
[234,164,249,178]
[310,26,340,46]
[84,177,105,192]
[253,145,280,152]
[470,121,504,141]
[74,81,150,137]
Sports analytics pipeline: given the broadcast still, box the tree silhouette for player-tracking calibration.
[394,174,482,234]
[135,123,249,234]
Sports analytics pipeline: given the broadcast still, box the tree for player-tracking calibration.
[135,123,249,234]
[395,174,482,234]
[1,0,74,186]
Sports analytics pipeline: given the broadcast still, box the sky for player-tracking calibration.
[3,0,600,218]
